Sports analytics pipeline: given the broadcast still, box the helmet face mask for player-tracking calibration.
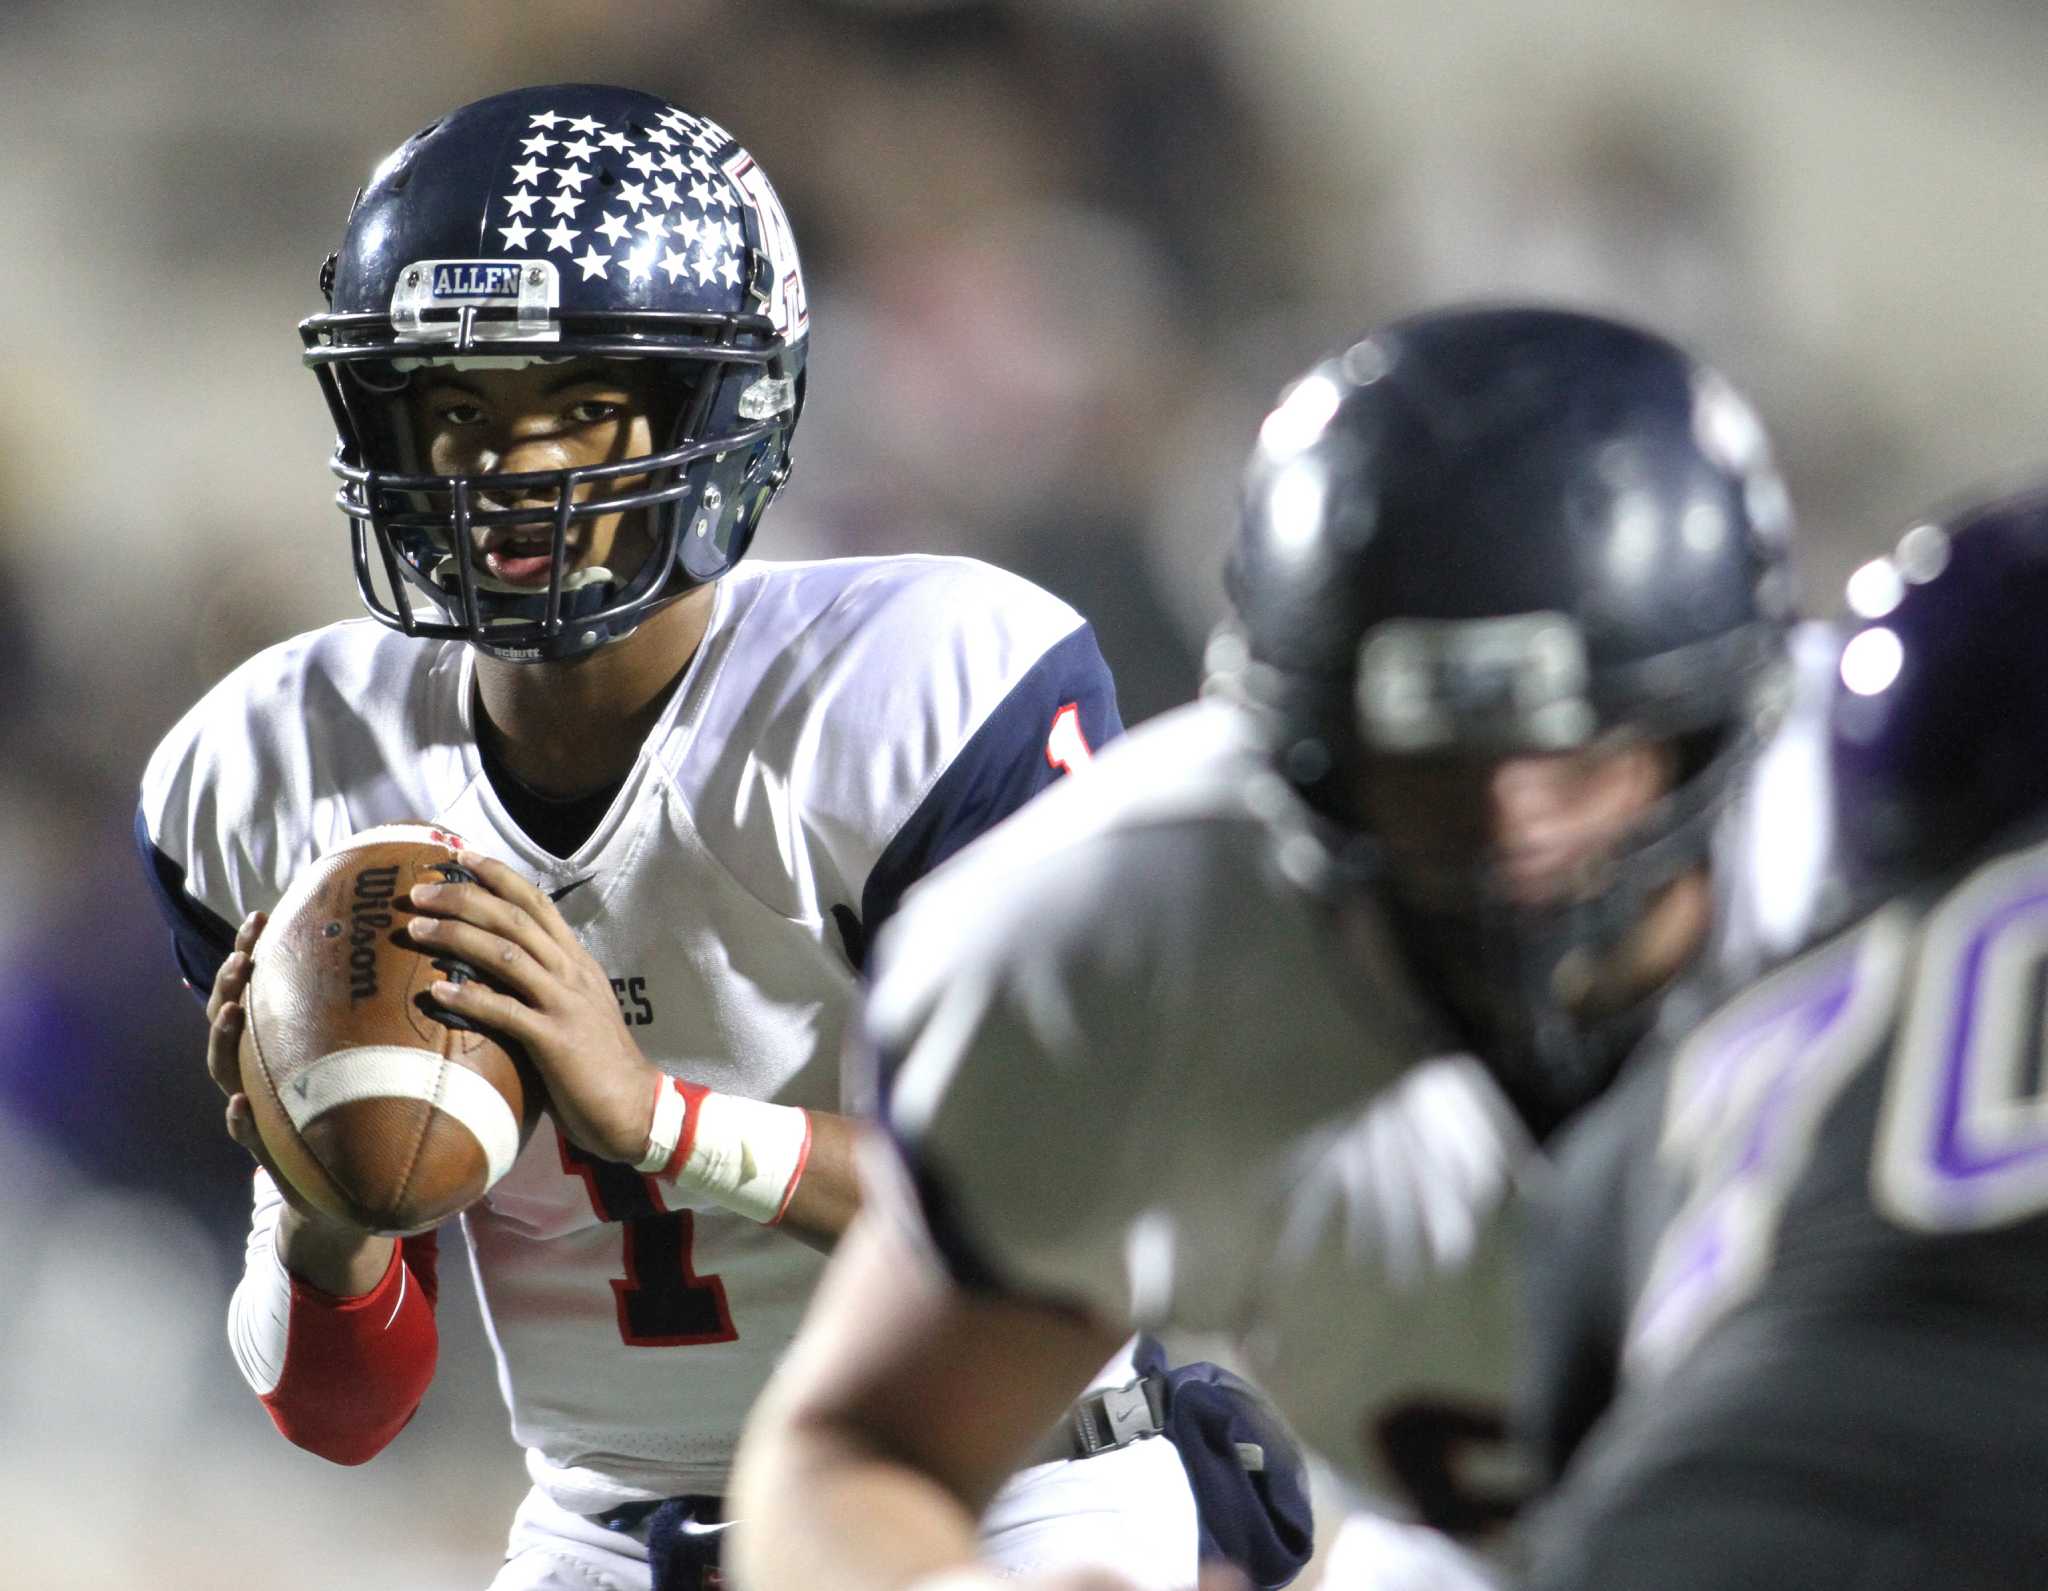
[1217,306,1796,1133]
[301,85,809,662]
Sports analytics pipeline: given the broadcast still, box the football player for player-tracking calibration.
[726,305,1805,1590]
[1519,487,2048,1589]
[136,85,1213,1591]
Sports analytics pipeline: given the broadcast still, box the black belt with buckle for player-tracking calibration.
[590,1375,1168,1588]
[1029,1369,1170,1465]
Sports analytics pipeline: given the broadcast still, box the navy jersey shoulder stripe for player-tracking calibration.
[855,622,1121,963]
[134,806,236,1002]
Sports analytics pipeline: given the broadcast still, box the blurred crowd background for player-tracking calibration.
[4,0,2048,1583]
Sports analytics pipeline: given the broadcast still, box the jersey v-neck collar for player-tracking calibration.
[442,575,745,872]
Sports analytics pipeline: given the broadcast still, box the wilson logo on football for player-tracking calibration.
[347,864,402,1002]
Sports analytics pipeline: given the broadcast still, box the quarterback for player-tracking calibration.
[135,85,1198,1591]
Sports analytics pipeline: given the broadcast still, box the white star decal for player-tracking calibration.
[646,127,677,150]
[560,137,597,163]
[510,158,546,186]
[658,107,690,127]
[688,178,720,212]
[545,191,586,218]
[542,220,579,253]
[596,211,633,245]
[627,149,658,177]
[625,241,658,282]
[565,115,602,138]
[499,218,535,250]
[669,211,701,245]
[502,188,540,218]
[520,133,556,157]
[718,218,742,250]
[574,245,612,281]
[686,151,715,179]
[617,179,650,212]
[636,211,669,240]
[659,246,692,282]
[691,121,724,151]
[598,128,630,153]
[553,165,592,192]
[651,178,682,209]
[662,150,689,177]
[717,252,742,289]
[693,247,720,285]
[528,110,565,129]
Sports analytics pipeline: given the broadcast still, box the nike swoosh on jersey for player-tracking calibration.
[547,876,596,903]
[676,1518,735,1537]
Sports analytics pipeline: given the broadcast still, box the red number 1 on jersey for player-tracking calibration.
[1045,702,1093,776]
[558,1131,739,1347]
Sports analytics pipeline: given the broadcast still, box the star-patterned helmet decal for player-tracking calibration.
[492,104,760,302]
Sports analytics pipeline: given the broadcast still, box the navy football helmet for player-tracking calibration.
[1832,486,2048,892]
[1213,305,1796,1130]
[301,84,809,661]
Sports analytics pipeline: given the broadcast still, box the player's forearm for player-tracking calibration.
[728,1412,998,1591]
[645,1080,858,1251]
[230,1177,438,1465]
[770,1108,861,1251]
[275,1203,396,1296]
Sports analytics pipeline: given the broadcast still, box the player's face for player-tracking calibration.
[409,358,662,590]
[1360,738,1678,909]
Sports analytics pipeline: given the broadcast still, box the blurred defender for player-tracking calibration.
[134,83,1217,1591]
[1522,488,2048,1589]
[729,306,1805,1590]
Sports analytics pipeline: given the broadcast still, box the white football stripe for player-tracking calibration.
[283,1045,521,1191]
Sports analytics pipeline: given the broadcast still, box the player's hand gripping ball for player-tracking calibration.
[236,824,543,1235]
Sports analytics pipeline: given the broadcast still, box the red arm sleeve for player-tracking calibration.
[258,1231,440,1466]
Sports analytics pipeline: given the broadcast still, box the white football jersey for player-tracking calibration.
[139,554,1121,1508]
[866,701,1536,1507]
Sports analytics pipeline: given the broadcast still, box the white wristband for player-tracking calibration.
[635,1073,690,1174]
[639,1075,813,1225]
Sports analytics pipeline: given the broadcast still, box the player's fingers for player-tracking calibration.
[455,849,581,952]
[425,974,542,1048]
[207,999,246,1095]
[405,915,554,1004]
[1195,1569,1253,1591]
[224,1092,260,1152]
[206,948,252,1026]
[235,909,267,954]
[407,876,566,974]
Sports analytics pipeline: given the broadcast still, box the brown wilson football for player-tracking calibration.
[237,823,542,1235]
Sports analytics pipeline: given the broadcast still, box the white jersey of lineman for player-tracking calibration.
[140,554,1120,1511]
[868,642,1838,1516]
[869,700,1534,1506]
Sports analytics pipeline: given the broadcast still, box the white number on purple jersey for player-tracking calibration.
[1624,909,1910,1378]
[1874,843,2048,1233]
[1626,836,2048,1379]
